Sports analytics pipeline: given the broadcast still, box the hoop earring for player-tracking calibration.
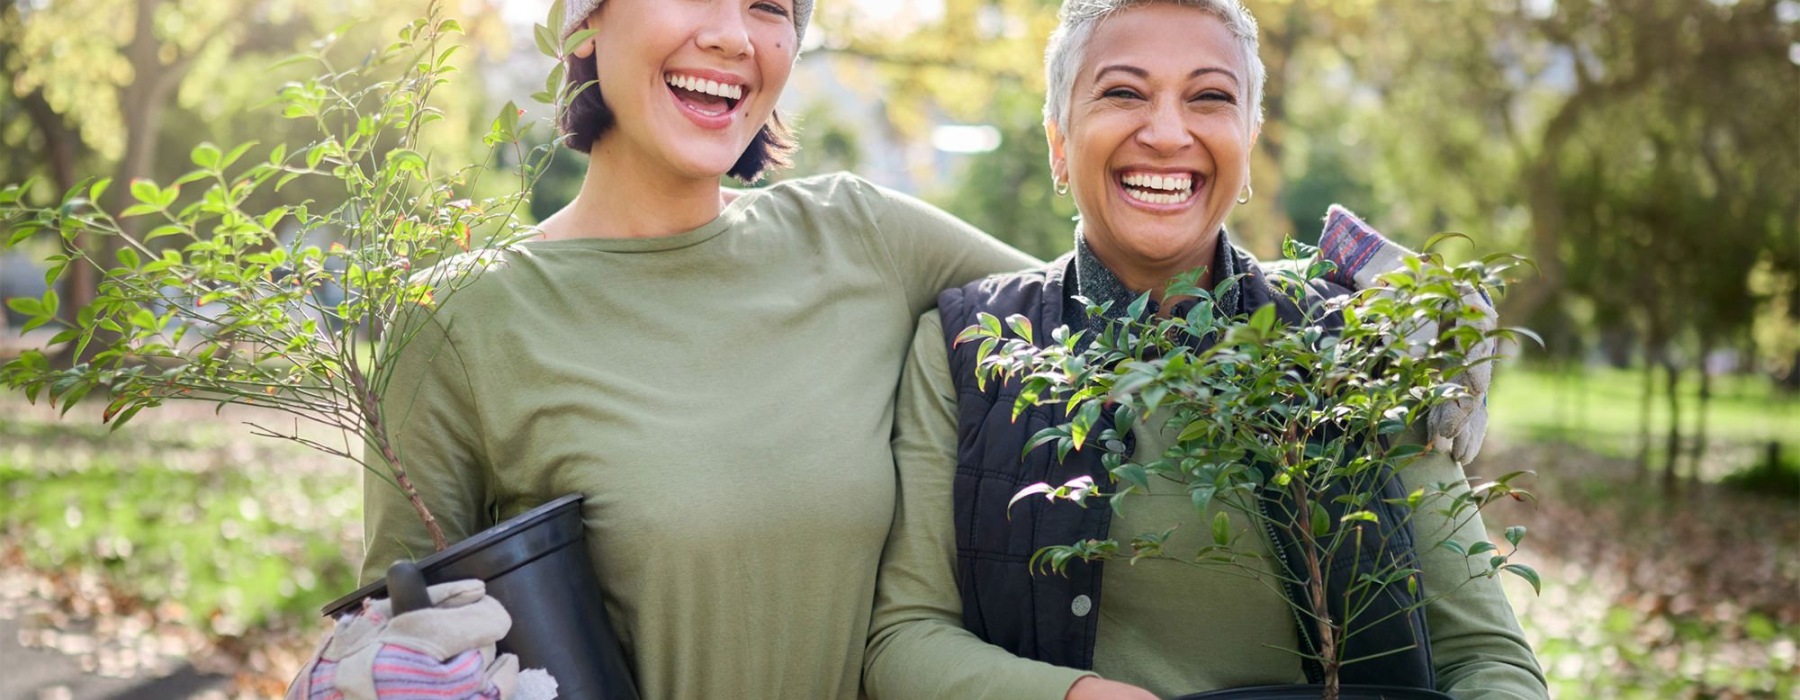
[1237,184,1254,205]
[1055,180,1069,197]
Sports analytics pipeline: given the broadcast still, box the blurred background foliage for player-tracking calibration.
[1,0,1796,698]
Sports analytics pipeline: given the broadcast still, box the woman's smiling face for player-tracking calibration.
[575,0,798,181]
[1050,3,1258,278]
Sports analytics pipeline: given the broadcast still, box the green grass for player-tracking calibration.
[1487,364,1798,458]
[0,406,362,637]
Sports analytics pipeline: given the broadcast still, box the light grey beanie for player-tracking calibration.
[562,0,813,48]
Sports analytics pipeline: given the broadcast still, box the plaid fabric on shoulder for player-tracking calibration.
[1318,204,1386,289]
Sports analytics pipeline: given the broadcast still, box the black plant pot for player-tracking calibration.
[1175,685,1453,700]
[324,493,638,700]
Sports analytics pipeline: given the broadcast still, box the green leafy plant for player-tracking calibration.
[961,241,1542,699]
[0,0,595,552]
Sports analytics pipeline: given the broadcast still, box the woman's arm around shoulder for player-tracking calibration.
[844,176,1041,317]
[865,309,1099,700]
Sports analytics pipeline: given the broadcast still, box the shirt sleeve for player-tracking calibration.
[359,306,491,585]
[864,310,1096,700]
[1401,434,1551,700]
[861,180,1042,318]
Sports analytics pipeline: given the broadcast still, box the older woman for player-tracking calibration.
[861,1,1546,699]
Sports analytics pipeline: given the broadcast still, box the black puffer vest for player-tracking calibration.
[937,253,1435,687]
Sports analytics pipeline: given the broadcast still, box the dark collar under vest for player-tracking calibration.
[1065,228,1253,333]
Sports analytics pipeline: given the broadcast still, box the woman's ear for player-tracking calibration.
[571,18,597,59]
[1045,119,1068,188]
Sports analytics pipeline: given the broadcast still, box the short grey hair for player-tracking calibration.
[1043,0,1265,135]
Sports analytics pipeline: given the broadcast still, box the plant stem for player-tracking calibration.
[1291,452,1340,699]
[351,365,446,551]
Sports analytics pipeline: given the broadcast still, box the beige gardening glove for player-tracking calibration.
[286,580,559,700]
[1318,205,1496,465]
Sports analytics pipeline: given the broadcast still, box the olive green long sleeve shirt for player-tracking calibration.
[361,173,1037,700]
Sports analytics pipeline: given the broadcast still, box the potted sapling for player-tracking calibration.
[962,242,1541,700]
[0,2,635,697]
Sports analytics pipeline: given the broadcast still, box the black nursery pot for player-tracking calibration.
[324,493,638,700]
[1176,685,1454,700]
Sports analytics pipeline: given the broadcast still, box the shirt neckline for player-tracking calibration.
[518,187,763,254]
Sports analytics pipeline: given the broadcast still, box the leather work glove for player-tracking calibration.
[286,579,560,700]
[1317,204,1496,466]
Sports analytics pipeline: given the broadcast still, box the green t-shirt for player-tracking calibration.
[360,173,1037,700]
[864,309,1549,700]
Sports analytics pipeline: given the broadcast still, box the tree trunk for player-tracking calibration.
[1689,338,1714,489]
[16,89,89,331]
[52,0,194,367]
[1638,355,1656,472]
[1661,355,1682,495]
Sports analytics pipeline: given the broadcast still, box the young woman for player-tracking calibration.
[345,1,1487,698]
[861,2,1546,699]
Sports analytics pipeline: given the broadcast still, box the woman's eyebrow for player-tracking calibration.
[1093,64,1240,86]
[1094,64,1149,82]
[1190,67,1240,85]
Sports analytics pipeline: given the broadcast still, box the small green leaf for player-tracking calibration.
[1250,303,1277,333]
[89,178,113,204]
[1126,292,1150,321]
[1310,501,1330,537]
[1006,315,1033,343]
[129,179,160,205]
[6,297,42,316]
[1505,526,1526,547]
[534,22,557,59]
[221,142,257,171]
[1114,463,1149,492]
[191,143,223,169]
[1190,483,1216,514]
[562,28,596,57]
[980,312,1003,338]
[1211,511,1231,546]
[1503,563,1541,594]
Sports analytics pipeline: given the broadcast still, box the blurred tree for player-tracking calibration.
[0,0,508,350]
[932,91,1078,261]
[785,100,866,178]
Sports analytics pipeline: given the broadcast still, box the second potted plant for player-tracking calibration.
[963,243,1541,700]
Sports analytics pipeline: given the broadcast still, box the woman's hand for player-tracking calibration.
[286,579,559,700]
[1066,676,1161,700]
[1318,204,1496,465]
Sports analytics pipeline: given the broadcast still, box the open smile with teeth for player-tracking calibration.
[1120,172,1197,206]
[665,73,744,116]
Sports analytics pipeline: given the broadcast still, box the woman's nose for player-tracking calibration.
[697,4,754,59]
[1134,100,1194,155]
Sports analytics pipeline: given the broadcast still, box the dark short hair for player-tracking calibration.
[558,55,795,183]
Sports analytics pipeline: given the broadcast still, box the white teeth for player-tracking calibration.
[665,74,744,101]
[1121,172,1195,204]
[1124,187,1191,205]
[1121,173,1192,193]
